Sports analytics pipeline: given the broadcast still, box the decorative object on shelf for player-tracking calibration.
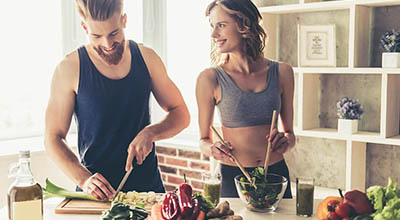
[298,24,336,67]
[336,97,364,134]
[381,29,400,68]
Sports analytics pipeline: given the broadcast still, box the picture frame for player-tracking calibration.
[298,24,336,67]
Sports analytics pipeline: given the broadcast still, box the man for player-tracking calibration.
[44,0,190,200]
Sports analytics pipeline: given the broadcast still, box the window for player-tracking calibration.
[0,1,62,140]
[0,0,208,151]
[0,1,143,153]
[163,1,214,144]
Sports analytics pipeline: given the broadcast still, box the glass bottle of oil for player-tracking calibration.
[7,150,43,220]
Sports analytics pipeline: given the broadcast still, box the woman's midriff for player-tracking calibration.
[221,124,284,167]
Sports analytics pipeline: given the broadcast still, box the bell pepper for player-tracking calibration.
[162,192,180,220]
[178,183,194,218]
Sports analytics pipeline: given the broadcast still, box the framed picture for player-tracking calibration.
[298,24,336,67]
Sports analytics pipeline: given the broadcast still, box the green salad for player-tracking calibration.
[238,167,283,209]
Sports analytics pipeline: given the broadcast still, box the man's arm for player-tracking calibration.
[44,53,114,200]
[125,45,190,170]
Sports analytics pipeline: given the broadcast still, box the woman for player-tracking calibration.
[196,0,295,198]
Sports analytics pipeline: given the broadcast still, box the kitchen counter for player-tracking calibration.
[0,197,321,219]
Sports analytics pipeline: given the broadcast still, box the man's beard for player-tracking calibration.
[94,39,125,65]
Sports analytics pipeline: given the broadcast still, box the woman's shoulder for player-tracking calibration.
[275,61,294,78]
[274,61,294,91]
[197,67,218,82]
[196,67,221,93]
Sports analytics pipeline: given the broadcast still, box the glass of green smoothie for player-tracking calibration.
[296,177,315,217]
[202,172,222,207]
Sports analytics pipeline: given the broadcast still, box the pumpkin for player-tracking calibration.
[317,196,343,220]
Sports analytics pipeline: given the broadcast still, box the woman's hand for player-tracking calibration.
[266,128,290,155]
[210,141,233,164]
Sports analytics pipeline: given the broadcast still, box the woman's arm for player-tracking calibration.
[268,62,296,154]
[196,68,232,163]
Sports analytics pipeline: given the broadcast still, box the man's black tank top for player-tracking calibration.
[74,40,164,192]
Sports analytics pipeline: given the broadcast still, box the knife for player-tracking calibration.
[113,159,136,200]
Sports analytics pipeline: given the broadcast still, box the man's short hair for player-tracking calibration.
[75,0,123,21]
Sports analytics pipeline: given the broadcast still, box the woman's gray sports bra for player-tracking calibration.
[215,60,281,128]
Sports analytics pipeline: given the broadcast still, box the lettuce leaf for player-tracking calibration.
[367,177,400,220]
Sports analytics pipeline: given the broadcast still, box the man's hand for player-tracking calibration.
[210,141,233,164]
[82,173,115,201]
[266,128,290,155]
[126,129,154,171]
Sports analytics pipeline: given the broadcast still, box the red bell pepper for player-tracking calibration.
[178,183,194,218]
[162,192,180,220]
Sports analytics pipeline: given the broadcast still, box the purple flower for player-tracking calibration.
[336,97,364,120]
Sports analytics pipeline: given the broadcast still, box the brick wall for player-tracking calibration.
[156,145,211,193]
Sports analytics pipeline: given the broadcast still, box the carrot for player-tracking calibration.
[151,204,163,220]
[196,211,205,220]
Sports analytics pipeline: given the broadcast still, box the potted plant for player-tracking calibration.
[336,97,364,134]
[381,29,400,68]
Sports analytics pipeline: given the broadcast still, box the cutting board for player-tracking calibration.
[55,198,111,214]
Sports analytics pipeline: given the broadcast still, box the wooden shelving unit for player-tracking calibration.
[258,0,400,191]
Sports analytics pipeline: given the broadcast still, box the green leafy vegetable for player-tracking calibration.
[366,177,400,220]
[193,192,214,213]
[238,167,282,209]
[101,202,148,220]
[43,178,97,201]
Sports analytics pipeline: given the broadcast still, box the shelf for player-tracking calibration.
[294,67,395,74]
[295,128,382,141]
[296,128,348,140]
[259,1,352,14]
[351,131,382,142]
[384,136,400,146]
[262,0,400,191]
[258,0,400,14]
[294,128,400,145]
[355,0,400,7]
[385,69,400,74]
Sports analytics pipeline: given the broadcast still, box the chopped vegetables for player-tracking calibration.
[113,191,162,211]
[101,202,148,220]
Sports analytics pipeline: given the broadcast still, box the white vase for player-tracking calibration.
[382,52,400,68]
[338,119,358,134]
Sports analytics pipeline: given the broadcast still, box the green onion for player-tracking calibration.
[43,178,97,201]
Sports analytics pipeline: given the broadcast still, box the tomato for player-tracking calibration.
[327,212,341,220]
[327,200,340,212]
[335,202,352,218]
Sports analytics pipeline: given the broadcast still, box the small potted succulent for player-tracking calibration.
[380,29,400,68]
[336,97,364,134]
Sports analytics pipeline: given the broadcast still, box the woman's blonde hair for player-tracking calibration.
[75,0,123,21]
[206,0,266,66]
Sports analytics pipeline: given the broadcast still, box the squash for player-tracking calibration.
[196,210,205,220]
[317,196,343,220]
[151,204,163,220]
